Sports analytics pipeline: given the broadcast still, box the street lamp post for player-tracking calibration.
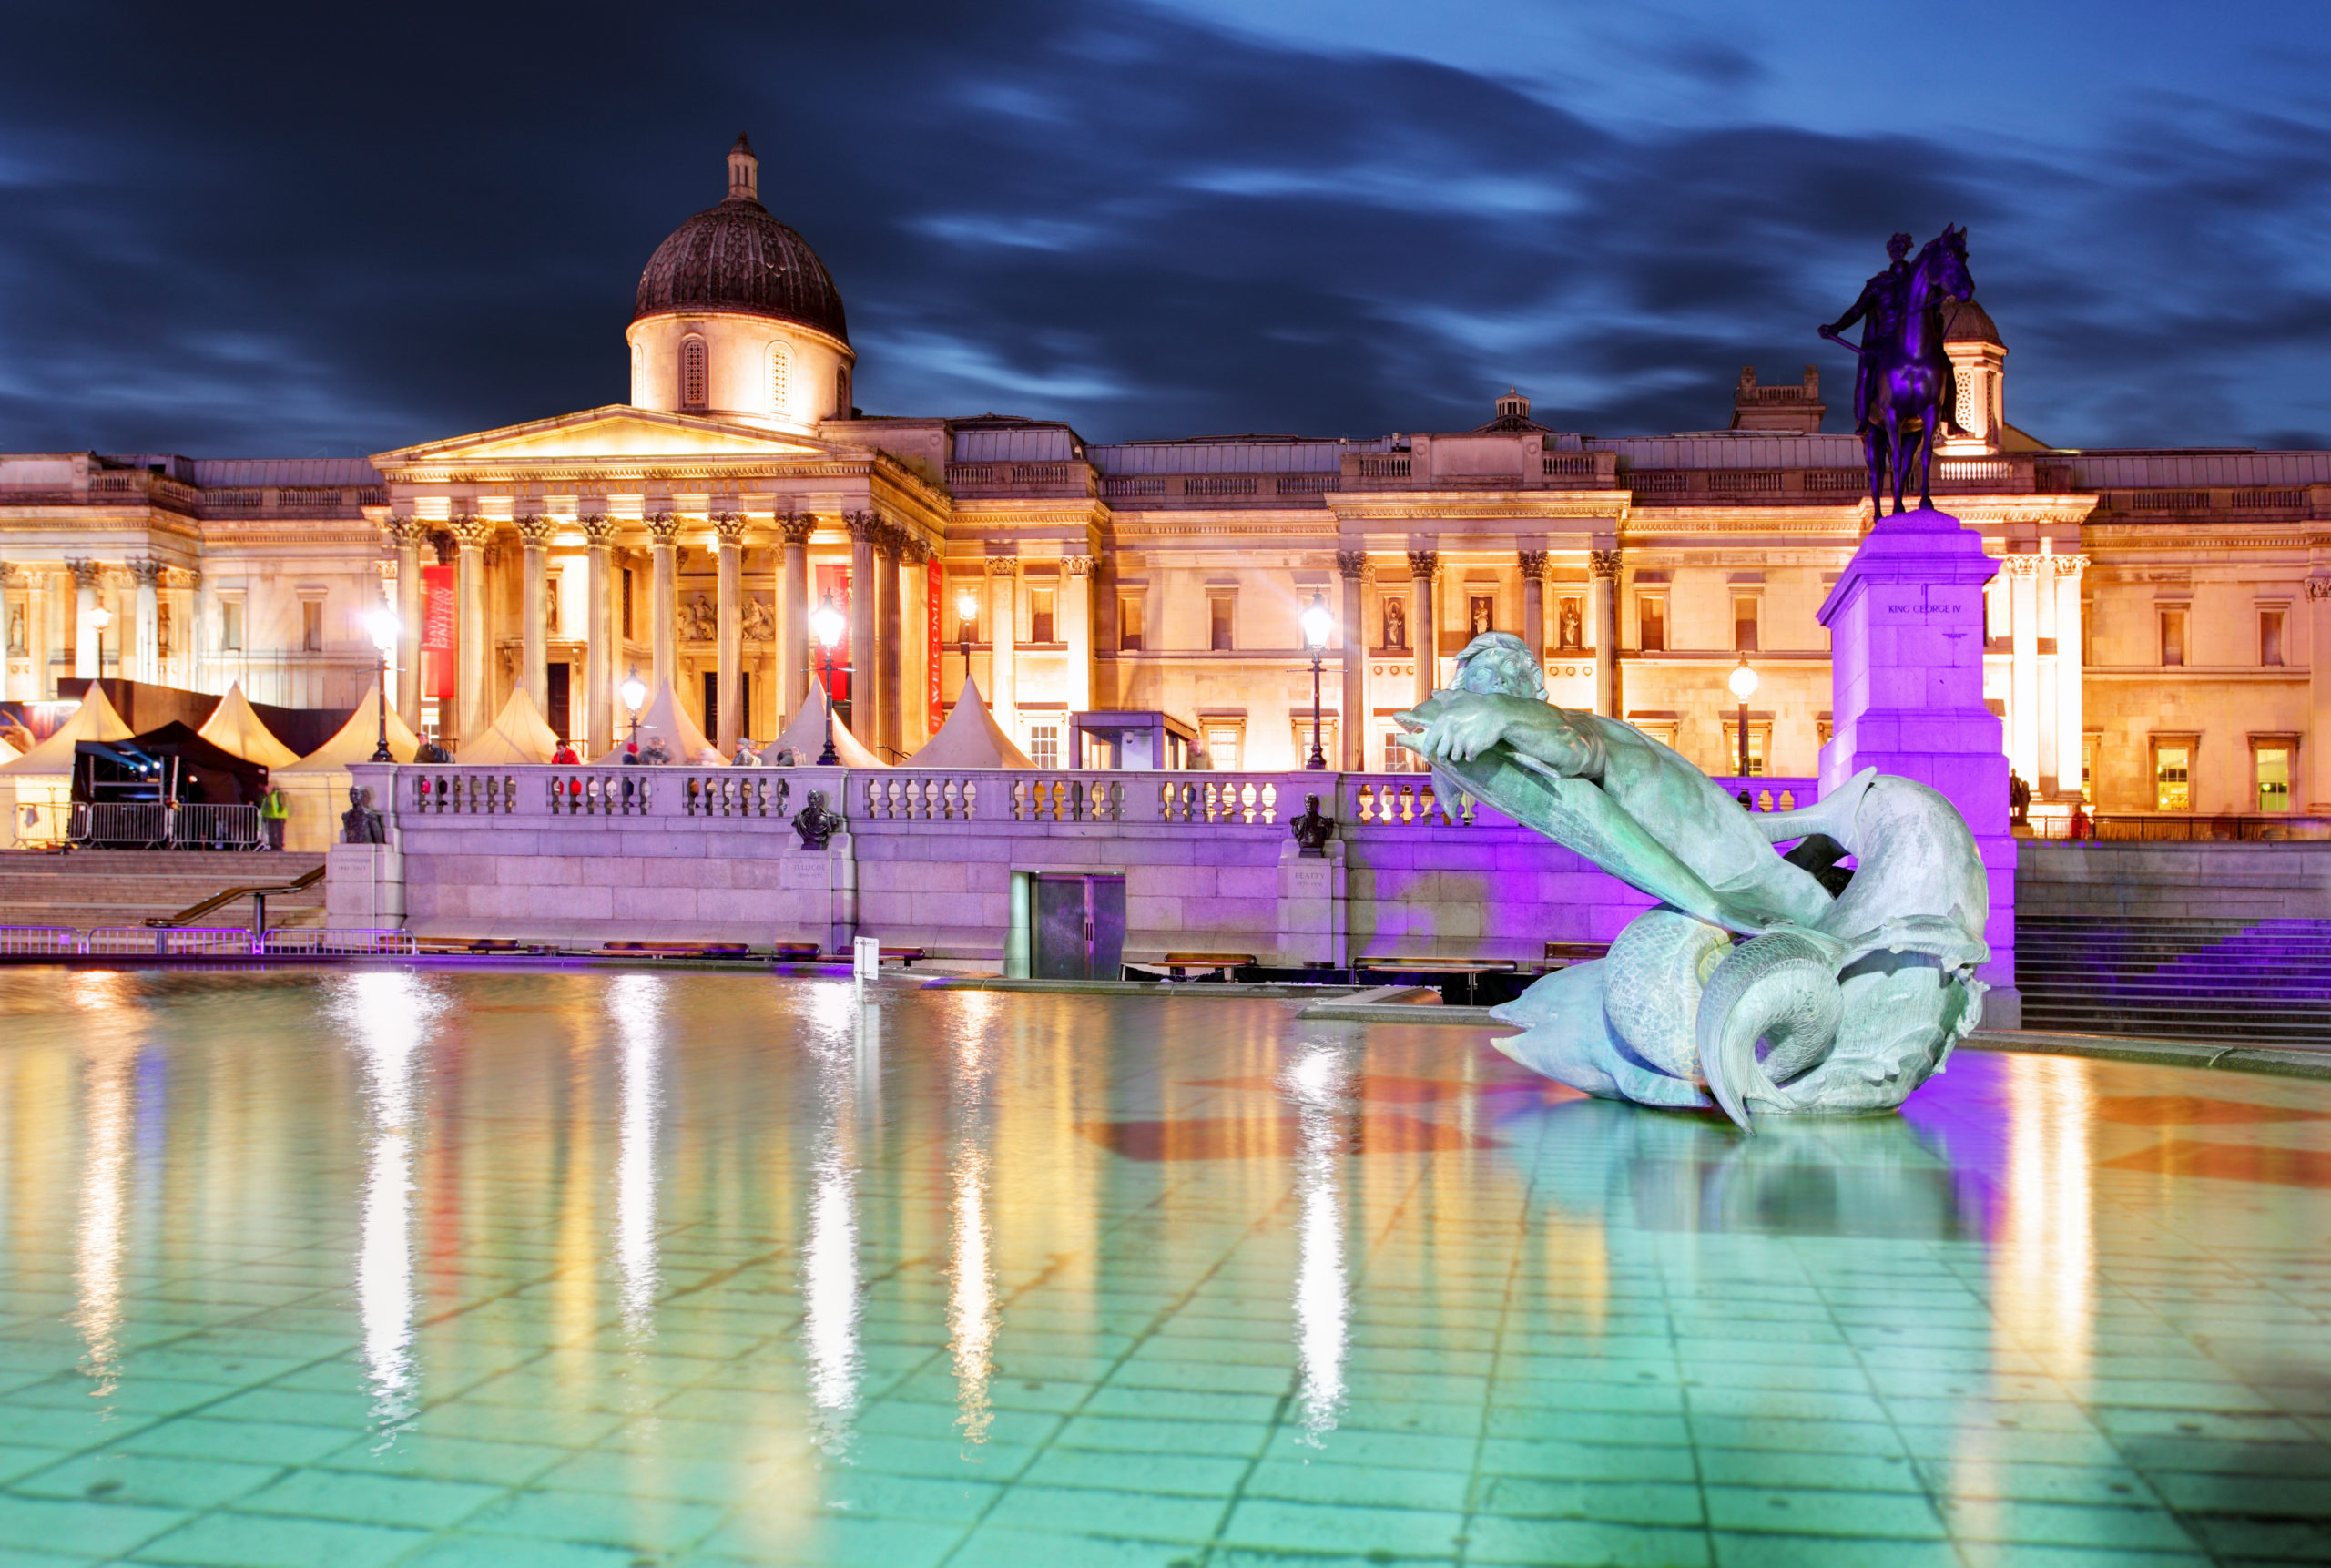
[1728,655,1759,780]
[811,594,846,766]
[1301,590,1333,771]
[363,609,400,761]
[955,584,980,702]
[621,671,647,746]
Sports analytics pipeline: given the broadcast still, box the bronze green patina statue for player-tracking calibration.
[1397,634,1989,1133]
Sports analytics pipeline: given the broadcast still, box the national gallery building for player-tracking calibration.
[3,136,2326,822]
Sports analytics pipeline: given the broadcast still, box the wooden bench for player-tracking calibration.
[1542,941,1611,968]
[1355,956,1519,1004]
[1153,952,1257,982]
[771,942,823,962]
[601,942,753,958]
[879,946,926,967]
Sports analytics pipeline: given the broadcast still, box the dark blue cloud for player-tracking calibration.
[0,1,2327,454]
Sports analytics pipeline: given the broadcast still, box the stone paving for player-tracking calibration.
[0,968,2326,1565]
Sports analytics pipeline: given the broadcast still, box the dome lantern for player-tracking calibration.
[727,132,758,202]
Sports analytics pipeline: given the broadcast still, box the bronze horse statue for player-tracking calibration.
[1821,226,1975,515]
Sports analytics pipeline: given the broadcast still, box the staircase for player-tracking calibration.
[0,850,327,934]
[2017,914,2331,1044]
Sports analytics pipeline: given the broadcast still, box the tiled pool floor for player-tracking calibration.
[0,968,2327,1565]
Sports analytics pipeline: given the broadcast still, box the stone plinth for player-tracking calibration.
[779,834,858,954]
[1817,506,2018,1025]
[1275,840,1347,968]
[326,842,405,928]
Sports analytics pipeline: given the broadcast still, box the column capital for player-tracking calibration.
[711,510,748,547]
[1406,549,1439,580]
[2307,577,2331,602]
[444,514,494,550]
[66,557,105,589]
[872,522,903,560]
[845,509,884,545]
[1335,549,1369,580]
[779,511,818,545]
[1064,554,1092,577]
[578,513,617,545]
[2049,553,2090,580]
[514,513,555,547]
[1518,549,1551,579]
[386,514,431,546]
[128,557,165,586]
[902,536,933,566]
[644,511,681,546]
[988,556,1019,579]
[2000,553,2043,576]
[1588,548,1621,579]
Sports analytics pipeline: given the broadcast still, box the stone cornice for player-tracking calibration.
[1328,494,1630,524]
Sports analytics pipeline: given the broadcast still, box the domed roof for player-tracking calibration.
[1945,299,2002,347]
[633,135,849,344]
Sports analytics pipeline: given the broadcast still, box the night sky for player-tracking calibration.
[5,2,2330,459]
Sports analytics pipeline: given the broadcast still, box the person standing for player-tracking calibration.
[259,784,289,850]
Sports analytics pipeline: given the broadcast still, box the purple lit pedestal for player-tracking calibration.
[1817,507,2019,1027]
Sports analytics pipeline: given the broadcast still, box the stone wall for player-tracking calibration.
[2019,840,2331,921]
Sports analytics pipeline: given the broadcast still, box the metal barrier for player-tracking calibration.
[260,928,418,956]
[66,802,264,850]
[0,927,87,955]
[86,927,257,957]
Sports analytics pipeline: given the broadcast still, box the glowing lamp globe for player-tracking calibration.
[87,605,112,629]
[620,676,647,714]
[1301,593,1333,651]
[364,609,400,655]
[1727,658,1758,702]
[811,595,845,650]
[955,586,980,625]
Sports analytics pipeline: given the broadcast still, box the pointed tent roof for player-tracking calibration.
[196,682,301,768]
[0,737,17,765]
[0,686,134,774]
[772,677,883,768]
[281,679,419,770]
[588,679,723,763]
[906,679,1033,769]
[457,686,564,766]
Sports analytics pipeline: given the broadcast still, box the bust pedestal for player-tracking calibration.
[1817,507,2019,1026]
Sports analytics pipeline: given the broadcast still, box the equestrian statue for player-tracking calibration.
[1820,225,1975,515]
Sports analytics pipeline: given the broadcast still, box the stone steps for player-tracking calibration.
[2016,914,2331,1044]
[0,850,327,932]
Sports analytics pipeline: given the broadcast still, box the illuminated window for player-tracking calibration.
[2256,745,2292,812]
[1293,717,1336,762]
[2262,608,2286,667]
[2153,739,2192,811]
[1118,596,1143,652]
[1204,724,1241,770]
[219,600,243,652]
[769,344,790,413]
[1722,720,1769,776]
[680,338,707,411]
[1026,724,1059,769]
[1382,729,1415,771]
[1733,596,1760,653]
[2159,607,2186,667]
[1209,595,1234,651]
[1030,588,1055,645]
[1638,595,1665,652]
[2082,734,2097,805]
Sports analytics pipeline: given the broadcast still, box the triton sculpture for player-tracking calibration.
[1397,634,1989,1134]
[1820,225,1975,515]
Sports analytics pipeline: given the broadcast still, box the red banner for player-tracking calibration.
[927,560,943,734]
[421,564,455,700]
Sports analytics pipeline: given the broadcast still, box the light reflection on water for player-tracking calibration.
[334,972,438,1438]
[609,972,665,1341]
[948,1000,999,1450]
[1282,1040,1351,1445]
[802,982,863,1456]
[71,1033,133,1402]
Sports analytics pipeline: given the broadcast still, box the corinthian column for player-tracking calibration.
[847,512,880,742]
[1519,549,1549,665]
[390,516,425,732]
[1590,548,1620,718]
[2053,554,2088,799]
[515,514,553,719]
[779,511,813,726]
[989,557,1018,733]
[875,523,903,759]
[1407,549,1438,708]
[2309,578,2331,810]
[2006,554,2041,786]
[713,510,745,751]
[68,558,102,680]
[646,512,680,699]
[446,514,494,746]
[581,514,616,752]
[1337,550,1368,771]
[130,559,162,684]
[1064,555,1094,720]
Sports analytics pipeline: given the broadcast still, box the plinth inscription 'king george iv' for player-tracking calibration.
[1394,228,2009,1132]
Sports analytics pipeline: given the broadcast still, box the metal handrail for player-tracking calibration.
[144,864,325,931]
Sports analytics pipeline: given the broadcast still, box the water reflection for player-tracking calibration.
[1283,1041,1351,1444]
[334,971,438,1436]
[949,1006,998,1450]
[609,973,665,1340]
[1998,1054,2095,1380]
[802,983,864,1456]
[72,1032,135,1401]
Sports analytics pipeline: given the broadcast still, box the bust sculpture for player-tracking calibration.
[1288,794,1335,858]
[1398,632,1988,1134]
[791,789,844,850]
[341,785,388,845]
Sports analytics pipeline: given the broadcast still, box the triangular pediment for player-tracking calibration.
[373,405,832,471]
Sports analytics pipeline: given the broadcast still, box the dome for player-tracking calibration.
[632,135,849,345]
[1945,300,2002,347]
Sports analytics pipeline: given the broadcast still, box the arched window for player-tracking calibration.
[836,364,851,417]
[679,337,708,412]
[769,344,790,414]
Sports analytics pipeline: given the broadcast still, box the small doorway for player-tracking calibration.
[701,671,753,745]
[546,663,571,740]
